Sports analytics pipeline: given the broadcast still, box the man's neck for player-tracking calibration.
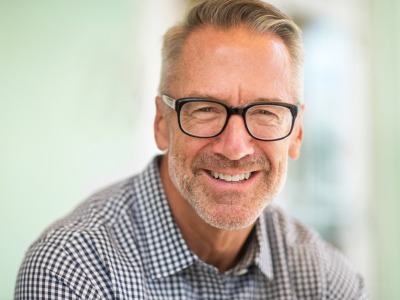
[174,212,254,272]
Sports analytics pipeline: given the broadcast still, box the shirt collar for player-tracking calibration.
[228,210,274,280]
[132,156,197,279]
[254,209,274,279]
[133,156,273,280]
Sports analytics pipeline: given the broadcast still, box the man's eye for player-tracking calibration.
[258,109,274,115]
[196,107,214,112]
[251,108,276,117]
[191,105,223,115]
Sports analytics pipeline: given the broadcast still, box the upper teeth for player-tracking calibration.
[211,171,251,182]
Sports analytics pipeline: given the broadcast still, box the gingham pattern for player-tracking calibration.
[15,157,368,299]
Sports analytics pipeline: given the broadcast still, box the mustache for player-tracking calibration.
[192,153,270,170]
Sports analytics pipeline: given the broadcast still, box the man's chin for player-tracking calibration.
[191,201,260,231]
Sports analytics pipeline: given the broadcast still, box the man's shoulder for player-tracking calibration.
[16,173,149,299]
[263,205,368,299]
[264,204,323,247]
[23,175,142,264]
[264,204,356,269]
[40,176,137,242]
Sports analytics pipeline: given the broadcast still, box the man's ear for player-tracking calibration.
[288,105,305,160]
[154,96,170,151]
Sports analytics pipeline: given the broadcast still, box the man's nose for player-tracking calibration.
[212,115,255,160]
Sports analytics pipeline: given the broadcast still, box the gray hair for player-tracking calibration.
[158,0,304,102]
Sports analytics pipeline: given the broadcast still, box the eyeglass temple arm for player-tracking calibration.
[161,95,176,110]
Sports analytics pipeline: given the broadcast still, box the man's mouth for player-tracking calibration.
[210,171,252,182]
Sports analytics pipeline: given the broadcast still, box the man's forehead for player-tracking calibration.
[171,26,293,104]
[182,25,285,52]
[178,26,291,75]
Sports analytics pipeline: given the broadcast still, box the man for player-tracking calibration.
[15,0,368,299]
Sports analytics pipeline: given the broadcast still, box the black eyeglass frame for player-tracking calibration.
[161,95,301,142]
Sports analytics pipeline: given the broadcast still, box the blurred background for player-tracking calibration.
[0,0,399,299]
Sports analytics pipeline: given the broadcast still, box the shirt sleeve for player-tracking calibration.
[15,239,102,300]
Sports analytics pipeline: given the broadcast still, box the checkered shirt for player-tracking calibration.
[15,156,368,299]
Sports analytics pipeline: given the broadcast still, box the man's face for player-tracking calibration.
[155,26,303,230]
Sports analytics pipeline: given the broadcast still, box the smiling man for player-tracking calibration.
[155,24,303,273]
[16,0,368,299]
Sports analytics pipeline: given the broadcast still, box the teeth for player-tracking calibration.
[211,171,252,182]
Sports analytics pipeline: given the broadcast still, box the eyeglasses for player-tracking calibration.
[161,95,301,141]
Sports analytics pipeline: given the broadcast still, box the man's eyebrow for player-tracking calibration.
[185,92,215,99]
[184,92,285,103]
[253,97,284,103]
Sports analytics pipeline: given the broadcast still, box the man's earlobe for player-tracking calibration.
[288,127,303,159]
[154,97,170,151]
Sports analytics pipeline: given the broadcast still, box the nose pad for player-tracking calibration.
[212,115,254,160]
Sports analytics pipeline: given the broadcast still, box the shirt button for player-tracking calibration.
[236,268,248,276]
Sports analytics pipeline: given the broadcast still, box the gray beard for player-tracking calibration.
[167,152,286,230]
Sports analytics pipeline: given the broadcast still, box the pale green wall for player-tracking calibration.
[0,1,145,298]
[369,0,400,298]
